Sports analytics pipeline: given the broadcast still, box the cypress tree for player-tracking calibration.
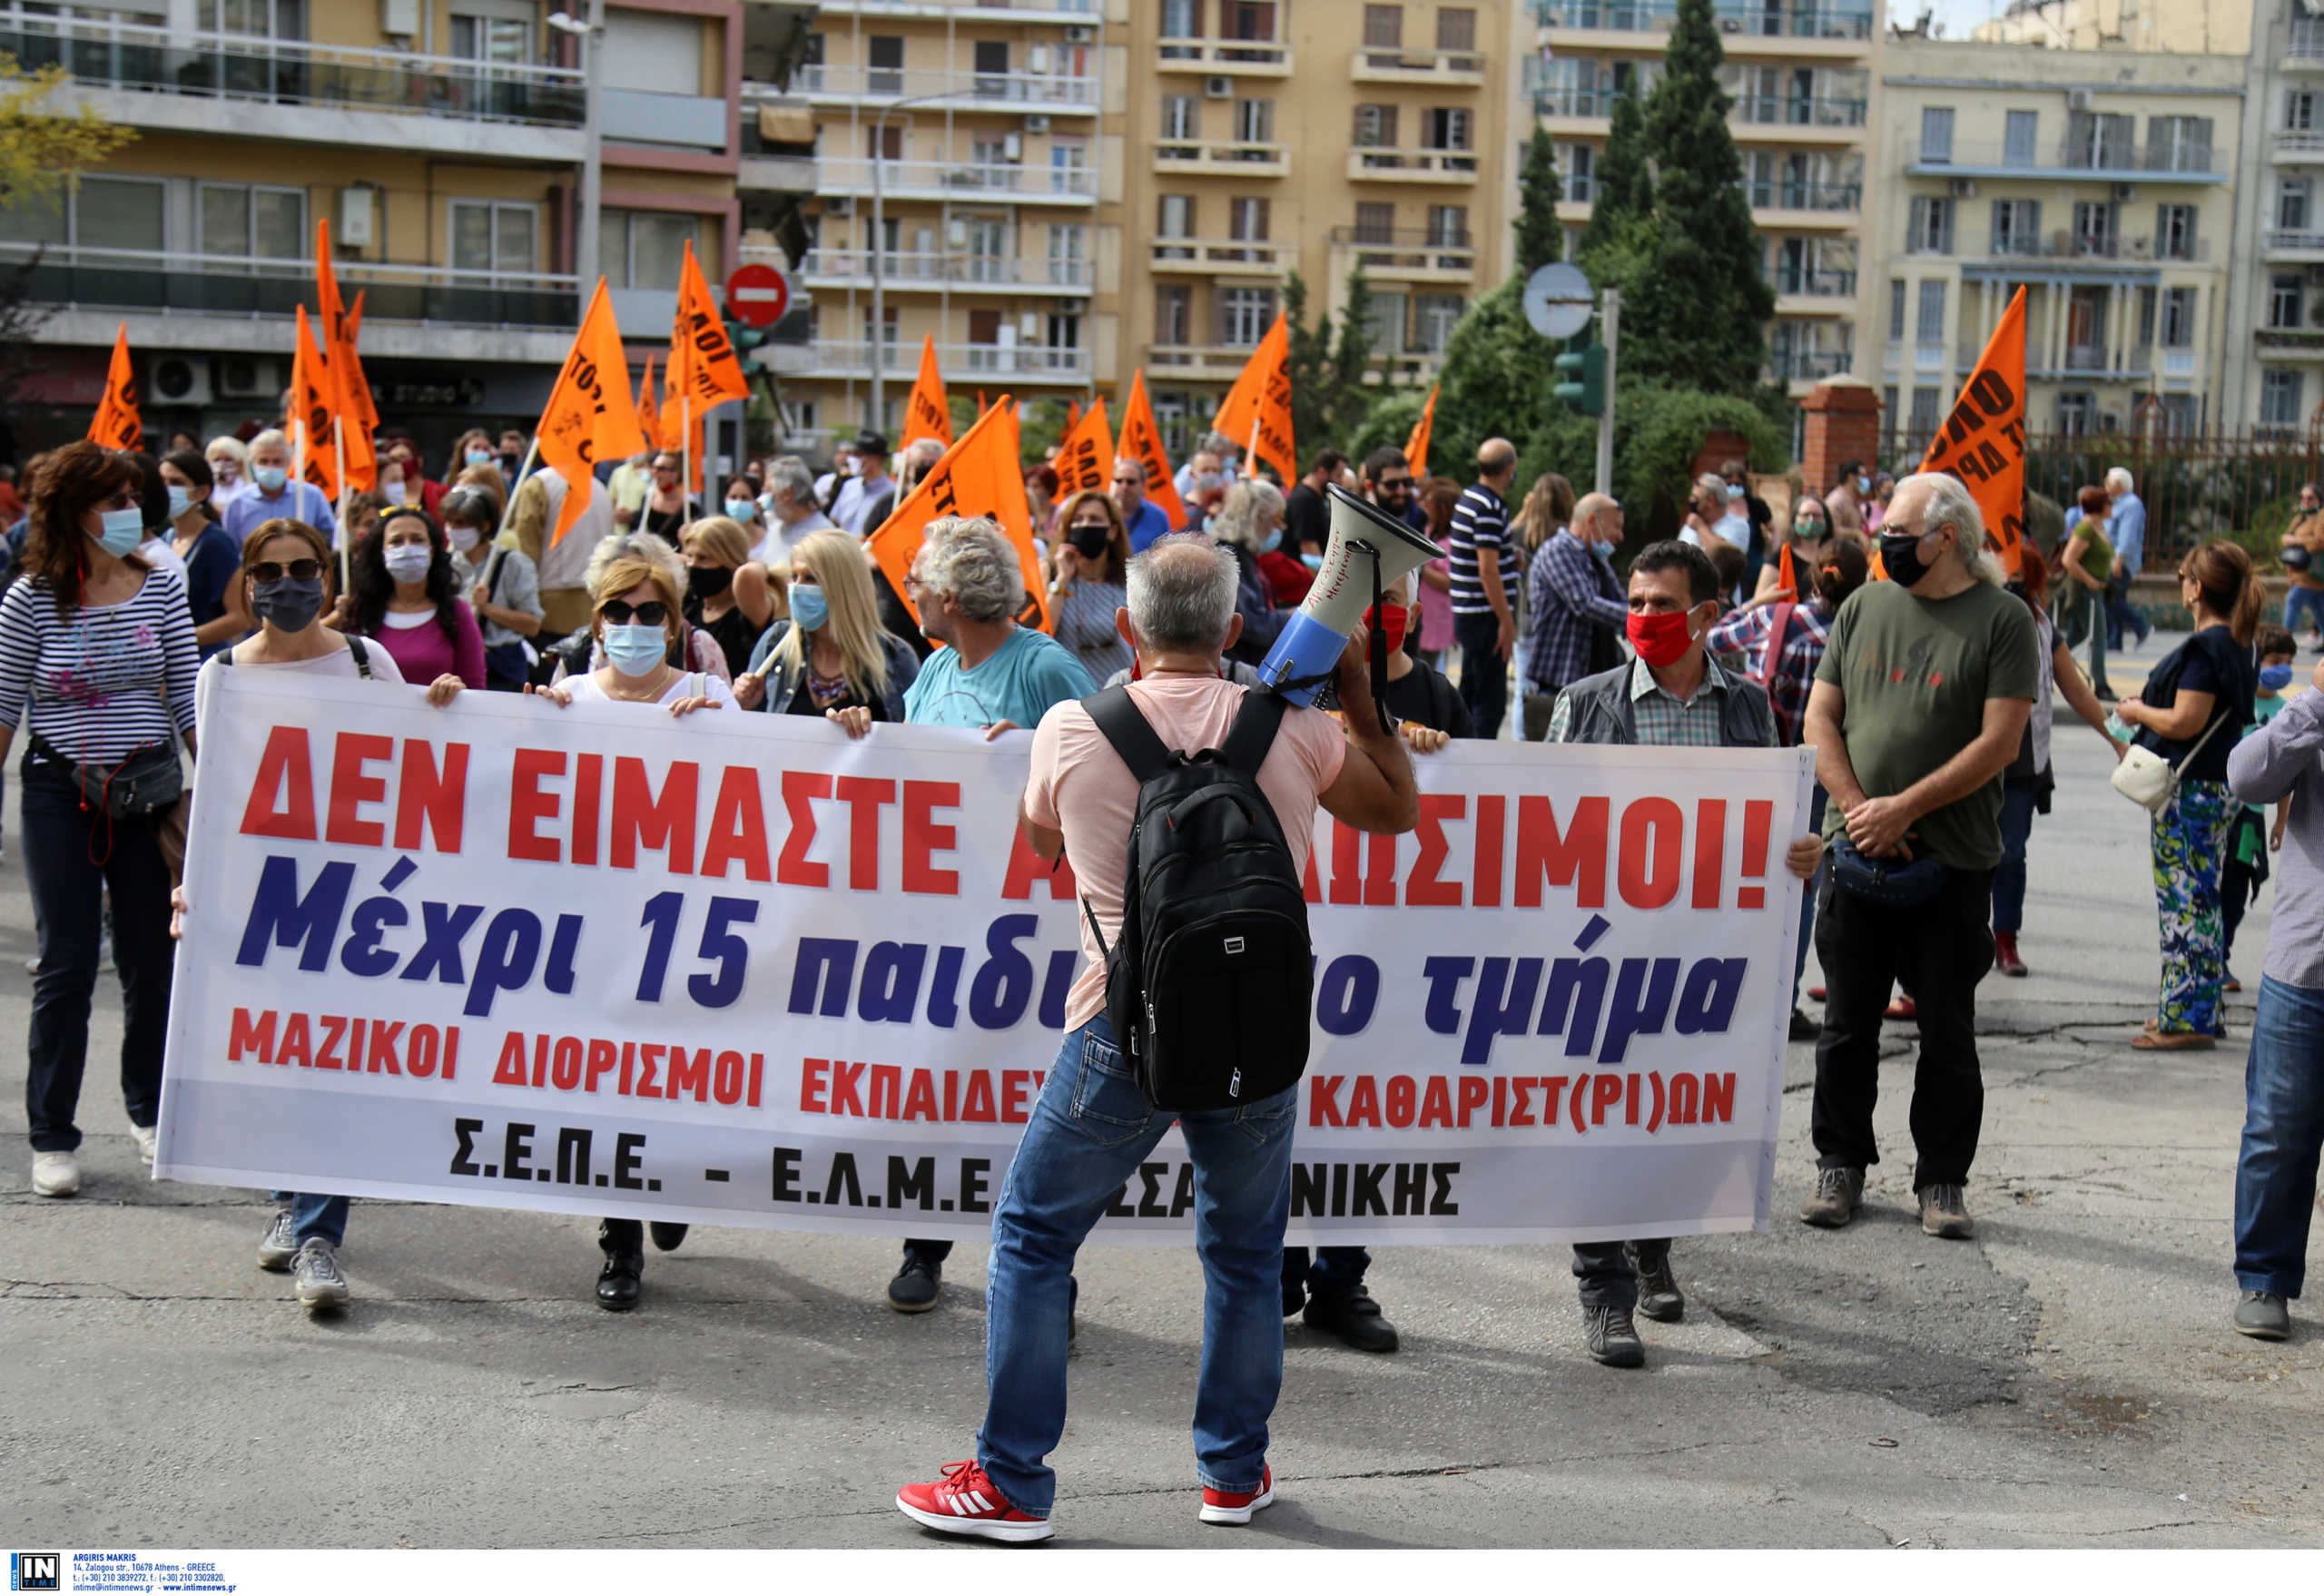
[1578,83,1651,260]
[1512,125,1565,279]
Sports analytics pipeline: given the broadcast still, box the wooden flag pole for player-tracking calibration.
[494,438,542,550]
[682,391,694,533]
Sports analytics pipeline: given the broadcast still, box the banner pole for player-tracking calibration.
[683,392,694,533]
[334,420,350,597]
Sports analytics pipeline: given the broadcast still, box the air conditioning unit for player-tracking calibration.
[1949,176,1978,197]
[1205,75,1232,98]
[1003,132,1023,159]
[338,183,376,249]
[1029,44,1050,73]
[825,195,852,216]
[213,355,281,399]
[1019,310,1040,338]
[148,354,212,409]
[2112,181,2136,201]
[1063,25,1094,43]
[1025,113,1050,132]
[947,218,969,247]
[2067,88,2094,109]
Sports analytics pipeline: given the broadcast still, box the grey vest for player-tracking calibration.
[1555,660,1776,748]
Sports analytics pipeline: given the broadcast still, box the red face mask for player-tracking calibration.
[1362,601,1411,654]
[1625,607,1699,670]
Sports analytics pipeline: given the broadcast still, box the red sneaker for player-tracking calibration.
[1199,1465,1275,1525]
[896,1460,1053,1542]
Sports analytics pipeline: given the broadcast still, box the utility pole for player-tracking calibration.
[1595,287,1620,498]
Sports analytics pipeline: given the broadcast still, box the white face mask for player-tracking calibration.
[448,526,481,553]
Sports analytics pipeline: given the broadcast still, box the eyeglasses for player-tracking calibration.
[601,599,669,626]
[251,559,323,583]
[1380,477,1415,491]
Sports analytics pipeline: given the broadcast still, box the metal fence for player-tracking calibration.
[1876,426,2324,562]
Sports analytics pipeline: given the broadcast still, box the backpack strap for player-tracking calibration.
[1219,687,1287,774]
[347,635,373,679]
[1082,684,1175,783]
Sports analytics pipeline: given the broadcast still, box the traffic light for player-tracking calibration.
[726,318,769,355]
[1553,344,1607,416]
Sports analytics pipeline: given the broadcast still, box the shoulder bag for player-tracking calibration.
[2111,710,2230,814]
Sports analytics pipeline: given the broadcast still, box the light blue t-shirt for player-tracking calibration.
[2111,491,2146,575]
[904,625,1095,729]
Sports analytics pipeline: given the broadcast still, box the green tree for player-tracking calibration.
[1283,267,1382,458]
[1577,84,1651,261]
[1512,125,1565,279]
[1628,0,1771,392]
[1426,277,1557,482]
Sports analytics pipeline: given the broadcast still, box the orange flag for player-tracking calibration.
[289,305,340,500]
[1051,395,1114,503]
[537,281,649,546]
[636,354,661,458]
[314,220,378,431]
[1211,311,1295,487]
[86,324,140,450]
[867,395,1051,635]
[1404,383,1439,480]
[1117,369,1188,529]
[1919,285,2028,578]
[902,335,953,449]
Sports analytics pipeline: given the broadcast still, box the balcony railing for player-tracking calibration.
[1349,46,1486,83]
[797,249,1094,288]
[1152,139,1290,175]
[1772,267,1856,296]
[1329,227,1476,277]
[1905,138,2224,175]
[2063,344,2110,371]
[813,156,1097,198]
[0,242,579,328]
[1146,343,1264,374]
[1531,1,1874,39]
[1734,94,1867,128]
[2293,18,2324,57]
[1348,146,1480,180]
[1768,350,1853,379]
[0,15,583,126]
[1154,36,1293,72]
[794,64,1098,106]
[1746,180,1861,212]
[2276,130,2324,159]
[808,339,1090,378]
[815,0,1097,13]
[1148,237,1294,272]
[2270,230,2324,253]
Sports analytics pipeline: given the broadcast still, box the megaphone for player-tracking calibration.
[1257,483,1443,707]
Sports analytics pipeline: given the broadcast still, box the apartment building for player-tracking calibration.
[2226,3,2324,436]
[1870,37,2242,444]
[3,0,797,464]
[1526,0,1879,399]
[1972,0,2250,55]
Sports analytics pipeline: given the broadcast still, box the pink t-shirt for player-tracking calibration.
[1025,675,1347,1030]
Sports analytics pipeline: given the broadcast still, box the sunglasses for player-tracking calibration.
[602,599,669,626]
[251,559,323,582]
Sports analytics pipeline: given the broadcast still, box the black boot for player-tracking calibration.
[649,1222,689,1252]
[596,1218,643,1312]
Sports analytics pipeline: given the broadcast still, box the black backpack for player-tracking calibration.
[1080,685,1313,1111]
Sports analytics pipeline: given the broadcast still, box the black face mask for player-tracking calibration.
[1066,523,1111,560]
[687,564,734,601]
[251,575,325,633]
[1880,529,1937,590]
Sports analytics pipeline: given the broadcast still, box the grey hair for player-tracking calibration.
[1901,472,2002,582]
[587,529,686,599]
[915,515,1022,623]
[764,454,816,507]
[1128,534,1240,653]
[1208,478,1285,551]
[249,428,290,455]
[2105,466,2134,495]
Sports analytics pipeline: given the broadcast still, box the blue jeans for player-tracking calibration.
[978,1015,1295,1518]
[2287,585,2324,641]
[1281,1244,1368,1298]
[270,1190,349,1248]
[2105,586,2149,652]
[2234,976,2324,1297]
[1993,776,2039,934]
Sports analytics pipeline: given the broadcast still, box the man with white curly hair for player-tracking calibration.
[887,515,1097,1313]
[1799,471,2038,1245]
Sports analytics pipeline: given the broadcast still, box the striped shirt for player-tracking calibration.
[0,567,201,763]
[1448,482,1515,616]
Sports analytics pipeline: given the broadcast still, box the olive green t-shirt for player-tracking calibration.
[1815,578,2041,870]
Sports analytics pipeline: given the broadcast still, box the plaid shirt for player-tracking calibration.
[1524,527,1628,693]
[1706,598,1833,747]
[1551,656,1762,748]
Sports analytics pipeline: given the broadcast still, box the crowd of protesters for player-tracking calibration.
[5,406,2324,1538]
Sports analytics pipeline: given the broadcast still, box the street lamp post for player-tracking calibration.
[549,4,605,298]
[871,87,959,428]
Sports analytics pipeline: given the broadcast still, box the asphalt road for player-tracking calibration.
[4,634,2319,1549]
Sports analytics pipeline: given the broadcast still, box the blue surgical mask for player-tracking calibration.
[467,448,495,467]
[2260,663,2295,692]
[1300,551,1324,571]
[788,583,829,633]
[253,465,289,493]
[1259,527,1282,555]
[167,484,193,518]
[1856,476,1871,495]
[603,623,667,677]
[724,498,755,522]
[1726,484,1745,502]
[94,506,145,557]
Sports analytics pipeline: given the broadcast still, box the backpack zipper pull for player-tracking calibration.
[1229,1068,1241,1098]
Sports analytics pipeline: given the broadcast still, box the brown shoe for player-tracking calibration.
[1800,1165,1865,1228]
[1918,1183,1974,1239]
[2132,1030,2217,1051]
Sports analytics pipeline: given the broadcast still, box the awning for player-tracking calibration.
[758,105,816,144]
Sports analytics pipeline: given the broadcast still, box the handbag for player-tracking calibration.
[2111,711,2230,814]
[1830,838,1947,908]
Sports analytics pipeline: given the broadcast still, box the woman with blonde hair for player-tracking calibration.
[1207,478,1289,666]
[203,435,251,506]
[679,514,778,677]
[1043,489,1132,681]
[737,528,919,727]
[1514,472,1577,556]
[537,531,734,685]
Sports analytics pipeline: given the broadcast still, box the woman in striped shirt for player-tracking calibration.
[0,441,199,1199]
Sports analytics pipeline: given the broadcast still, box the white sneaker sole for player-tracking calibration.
[1199,1485,1275,1525]
[894,1494,1053,1542]
[30,1165,78,1198]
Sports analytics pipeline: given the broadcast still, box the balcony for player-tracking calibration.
[1151,139,1291,178]
[1768,350,1853,381]
[1746,180,1861,222]
[2255,328,2324,360]
[1733,94,1867,131]
[804,340,1089,382]
[2275,130,2324,164]
[2063,344,2110,371]
[793,64,1098,111]
[1346,147,1480,183]
[812,156,1097,204]
[1146,343,1267,380]
[1348,47,1486,87]
[813,0,1097,16]
[1772,268,1856,314]
[1153,37,1293,75]
[1531,86,1617,120]
[2266,230,2324,261]
[796,249,1095,292]
[1901,138,2226,182]
[4,15,586,160]
[1328,228,1477,283]
[1531,1,1874,42]
[2291,18,2324,64]
[1147,238,1294,276]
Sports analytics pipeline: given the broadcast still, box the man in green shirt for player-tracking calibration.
[1799,473,2038,1242]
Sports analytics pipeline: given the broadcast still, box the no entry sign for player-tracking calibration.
[724,263,790,328]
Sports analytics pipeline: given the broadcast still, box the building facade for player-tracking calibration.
[1870,34,2241,447]
[2226,2,2324,437]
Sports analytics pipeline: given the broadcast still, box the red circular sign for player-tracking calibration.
[724,263,790,329]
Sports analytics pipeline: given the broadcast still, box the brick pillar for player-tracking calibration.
[1800,376,1883,498]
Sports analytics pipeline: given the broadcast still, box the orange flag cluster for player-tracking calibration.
[868,395,1050,635]
[657,241,751,492]
[1211,310,1295,487]
[1919,286,2029,579]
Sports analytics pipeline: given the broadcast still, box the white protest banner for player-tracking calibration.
[158,670,1811,1246]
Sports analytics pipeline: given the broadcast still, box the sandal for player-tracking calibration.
[2132,1030,2217,1050]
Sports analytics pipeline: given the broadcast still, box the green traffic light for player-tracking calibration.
[1553,345,1607,416]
